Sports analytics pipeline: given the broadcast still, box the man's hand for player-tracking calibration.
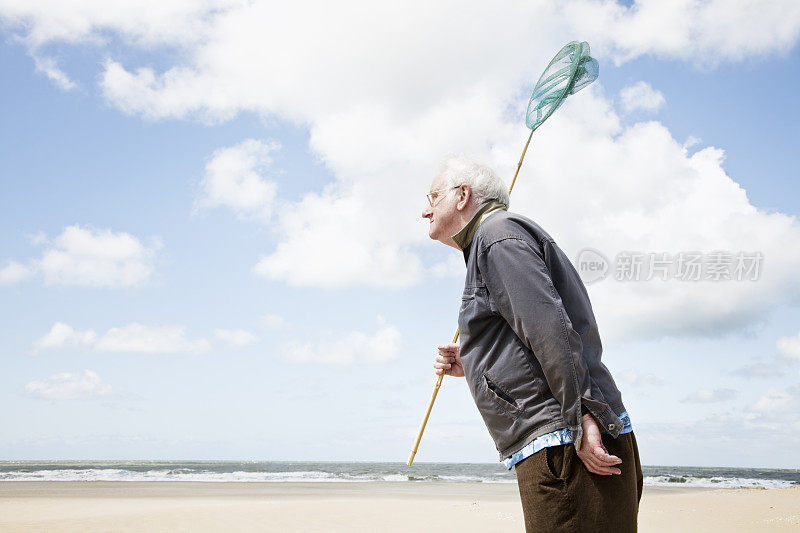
[433,343,464,377]
[576,413,622,475]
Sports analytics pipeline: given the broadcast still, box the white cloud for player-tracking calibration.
[729,334,800,378]
[682,135,702,150]
[195,139,280,221]
[2,225,159,288]
[33,321,210,354]
[681,388,737,403]
[28,231,48,245]
[33,322,96,352]
[748,388,794,413]
[617,370,664,387]
[38,225,158,288]
[213,328,256,347]
[546,111,800,341]
[3,1,800,67]
[635,399,800,466]
[260,314,286,329]
[25,370,111,400]
[284,316,400,365]
[429,253,465,279]
[0,260,32,284]
[32,55,76,90]
[619,81,665,113]
[1,1,789,118]
[253,192,425,288]
[572,0,800,66]
[95,323,210,354]
[0,0,238,48]
[777,332,800,360]
[728,361,785,379]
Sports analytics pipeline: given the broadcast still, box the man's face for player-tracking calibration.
[421,175,461,244]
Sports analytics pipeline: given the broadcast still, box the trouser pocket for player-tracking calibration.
[545,444,568,480]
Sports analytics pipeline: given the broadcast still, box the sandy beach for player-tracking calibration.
[0,482,798,532]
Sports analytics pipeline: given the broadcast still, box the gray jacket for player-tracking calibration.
[454,202,627,459]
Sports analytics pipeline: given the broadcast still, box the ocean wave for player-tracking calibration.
[0,469,514,483]
[0,469,376,483]
[643,475,795,489]
[0,464,796,489]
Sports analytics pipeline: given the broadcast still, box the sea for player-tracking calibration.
[0,462,798,489]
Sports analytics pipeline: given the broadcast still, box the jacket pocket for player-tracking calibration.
[483,372,521,416]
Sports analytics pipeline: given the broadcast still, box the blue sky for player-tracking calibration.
[2,1,800,468]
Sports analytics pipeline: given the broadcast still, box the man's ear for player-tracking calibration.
[456,185,471,211]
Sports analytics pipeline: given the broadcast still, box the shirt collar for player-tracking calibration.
[452,200,508,250]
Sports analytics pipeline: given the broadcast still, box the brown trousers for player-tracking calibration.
[514,431,643,533]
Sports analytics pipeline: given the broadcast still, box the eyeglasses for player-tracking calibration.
[426,186,460,207]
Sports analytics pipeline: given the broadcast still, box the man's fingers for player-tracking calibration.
[590,445,622,465]
[434,356,455,368]
[598,442,618,461]
[589,464,621,475]
[432,344,462,377]
[577,449,622,475]
[433,361,452,370]
[580,456,621,475]
[577,451,603,473]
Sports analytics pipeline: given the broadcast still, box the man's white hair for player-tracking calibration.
[437,155,509,208]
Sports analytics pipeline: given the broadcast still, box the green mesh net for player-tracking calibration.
[525,41,598,132]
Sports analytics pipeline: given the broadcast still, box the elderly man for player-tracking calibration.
[423,155,642,532]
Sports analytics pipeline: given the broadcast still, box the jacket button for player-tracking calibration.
[608,424,615,430]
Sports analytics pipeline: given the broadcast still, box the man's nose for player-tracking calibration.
[421,205,432,218]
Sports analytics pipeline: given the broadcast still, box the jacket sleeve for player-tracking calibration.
[477,236,612,451]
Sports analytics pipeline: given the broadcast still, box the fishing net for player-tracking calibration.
[525,41,598,132]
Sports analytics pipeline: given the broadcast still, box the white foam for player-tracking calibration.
[0,469,372,483]
[643,475,794,490]
[1,469,794,488]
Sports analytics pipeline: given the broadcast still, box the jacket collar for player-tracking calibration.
[452,200,508,250]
